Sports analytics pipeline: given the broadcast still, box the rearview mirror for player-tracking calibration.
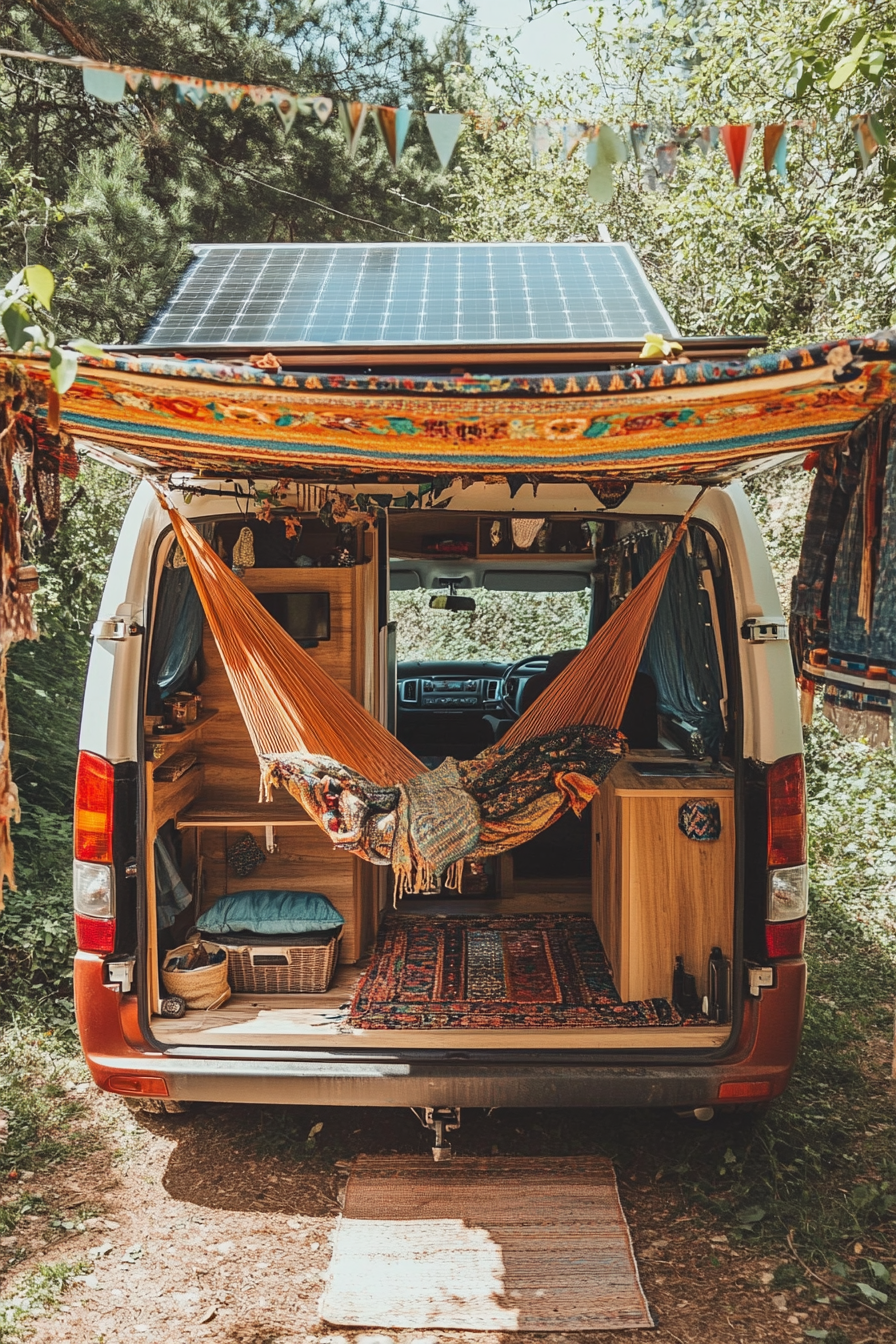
[429,594,476,612]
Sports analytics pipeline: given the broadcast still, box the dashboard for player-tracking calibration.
[397,657,553,715]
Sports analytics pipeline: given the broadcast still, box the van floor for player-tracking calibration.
[152,890,728,1051]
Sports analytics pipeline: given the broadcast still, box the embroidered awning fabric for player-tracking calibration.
[12,335,896,483]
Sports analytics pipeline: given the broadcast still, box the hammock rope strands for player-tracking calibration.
[162,500,424,786]
[160,491,702,890]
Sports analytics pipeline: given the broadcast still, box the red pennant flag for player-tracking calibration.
[720,124,754,185]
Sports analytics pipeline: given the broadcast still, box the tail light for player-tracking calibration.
[766,753,808,958]
[74,752,115,953]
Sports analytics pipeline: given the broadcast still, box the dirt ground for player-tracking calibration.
[2,1091,893,1344]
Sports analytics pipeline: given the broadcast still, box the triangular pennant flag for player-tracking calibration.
[82,65,126,103]
[629,123,651,162]
[561,121,588,159]
[248,84,278,106]
[425,112,463,169]
[174,76,207,107]
[206,80,244,110]
[720,123,754,185]
[584,124,628,203]
[763,124,788,177]
[529,120,556,165]
[123,68,143,92]
[655,141,680,180]
[374,105,411,167]
[696,125,719,156]
[310,96,333,124]
[149,71,171,91]
[272,91,300,134]
[338,101,370,157]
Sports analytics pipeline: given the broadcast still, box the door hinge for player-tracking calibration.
[92,617,145,642]
[741,617,787,643]
[105,958,135,994]
[747,965,775,996]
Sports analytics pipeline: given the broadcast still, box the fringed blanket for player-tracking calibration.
[261,724,624,894]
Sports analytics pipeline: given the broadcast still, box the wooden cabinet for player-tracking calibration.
[592,758,734,1003]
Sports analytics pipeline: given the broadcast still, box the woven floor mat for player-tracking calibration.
[319,1155,652,1331]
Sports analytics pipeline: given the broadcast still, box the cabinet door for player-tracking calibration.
[622,793,734,1002]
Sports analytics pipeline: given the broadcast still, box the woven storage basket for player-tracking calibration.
[162,941,230,1010]
[225,929,342,994]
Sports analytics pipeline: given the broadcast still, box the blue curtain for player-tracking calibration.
[632,528,726,756]
[147,525,214,710]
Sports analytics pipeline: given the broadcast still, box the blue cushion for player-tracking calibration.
[197,890,344,936]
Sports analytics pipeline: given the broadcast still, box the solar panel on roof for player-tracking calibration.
[139,242,679,348]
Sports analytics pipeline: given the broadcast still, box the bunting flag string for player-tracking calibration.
[0,47,882,193]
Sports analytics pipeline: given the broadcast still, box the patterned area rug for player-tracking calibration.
[349,913,708,1029]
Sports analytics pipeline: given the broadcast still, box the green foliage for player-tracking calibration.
[451,0,896,346]
[0,0,470,343]
[0,1024,93,1177]
[0,1260,89,1340]
[0,462,133,1012]
[392,588,591,662]
[0,266,78,393]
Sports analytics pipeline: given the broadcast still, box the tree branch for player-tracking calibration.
[22,0,108,63]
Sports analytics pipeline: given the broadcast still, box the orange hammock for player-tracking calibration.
[161,492,701,889]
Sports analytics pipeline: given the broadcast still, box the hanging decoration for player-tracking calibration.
[424,112,464,168]
[338,101,369,157]
[0,48,882,200]
[720,123,754,185]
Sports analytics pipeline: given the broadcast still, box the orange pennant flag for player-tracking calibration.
[763,124,787,176]
[720,123,754,185]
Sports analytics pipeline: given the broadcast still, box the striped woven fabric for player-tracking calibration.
[12,334,896,481]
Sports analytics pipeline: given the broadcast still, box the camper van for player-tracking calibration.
[71,243,807,1144]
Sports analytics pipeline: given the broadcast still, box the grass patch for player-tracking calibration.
[0,1260,88,1340]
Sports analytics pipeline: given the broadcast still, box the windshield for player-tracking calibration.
[392,587,591,663]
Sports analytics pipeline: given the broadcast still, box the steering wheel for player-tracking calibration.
[499,656,550,719]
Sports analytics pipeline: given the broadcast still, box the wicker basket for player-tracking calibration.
[224,929,342,994]
[162,940,231,1010]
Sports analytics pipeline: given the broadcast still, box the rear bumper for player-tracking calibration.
[75,953,807,1110]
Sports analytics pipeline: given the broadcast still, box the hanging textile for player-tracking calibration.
[632,527,726,755]
[791,405,896,745]
[12,335,896,484]
[147,525,214,710]
[162,493,699,892]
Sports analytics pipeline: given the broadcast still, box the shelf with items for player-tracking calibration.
[145,708,219,762]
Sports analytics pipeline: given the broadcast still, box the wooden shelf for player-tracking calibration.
[146,708,219,759]
[177,792,316,829]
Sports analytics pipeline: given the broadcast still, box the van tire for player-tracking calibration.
[122,1097,192,1115]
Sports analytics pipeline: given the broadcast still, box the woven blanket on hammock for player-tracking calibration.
[261,725,624,894]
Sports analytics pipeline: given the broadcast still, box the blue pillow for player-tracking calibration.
[197,890,344,936]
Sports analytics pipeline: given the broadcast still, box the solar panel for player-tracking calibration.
[139,242,679,348]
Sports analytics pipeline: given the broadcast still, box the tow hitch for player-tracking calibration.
[412,1106,461,1161]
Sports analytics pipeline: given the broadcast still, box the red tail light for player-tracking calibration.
[767,753,806,868]
[75,752,114,864]
[765,918,806,959]
[74,913,116,954]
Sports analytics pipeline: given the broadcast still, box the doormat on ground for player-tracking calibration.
[319,1155,652,1331]
[348,912,708,1028]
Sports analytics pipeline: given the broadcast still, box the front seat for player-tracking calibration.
[519,652,659,749]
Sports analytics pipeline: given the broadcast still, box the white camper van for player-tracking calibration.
[71,244,807,1148]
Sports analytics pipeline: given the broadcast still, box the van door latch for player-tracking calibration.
[747,965,775,996]
[92,617,145,642]
[105,957,135,993]
[741,617,787,643]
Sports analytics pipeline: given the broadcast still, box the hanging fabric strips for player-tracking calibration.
[763,124,788,178]
[851,113,885,168]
